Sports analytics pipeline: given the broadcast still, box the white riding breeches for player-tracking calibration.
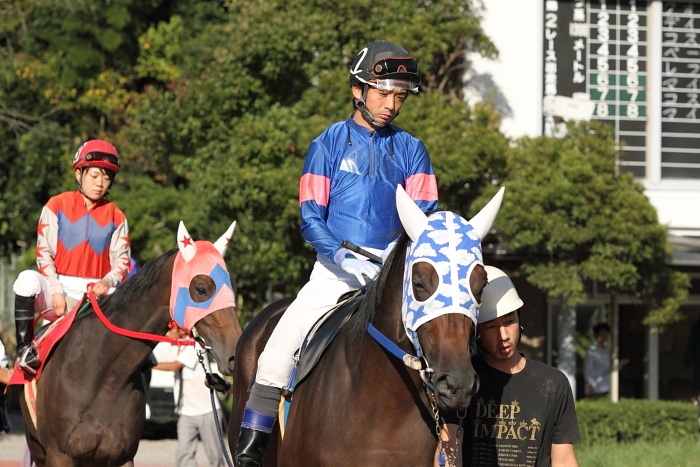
[254,250,381,388]
[13,270,113,320]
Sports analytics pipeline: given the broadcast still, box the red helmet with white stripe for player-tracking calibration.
[73,140,120,173]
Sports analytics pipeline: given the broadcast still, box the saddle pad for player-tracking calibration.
[280,291,364,437]
[8,303,81,385]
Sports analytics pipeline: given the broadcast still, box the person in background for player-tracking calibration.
[462,266,580,467]
[12,139,130,375]
[0,337,12,434]
[153,328,225,467]
[234,40,438,466]
[584,322,611,397]
[685,317,700,433]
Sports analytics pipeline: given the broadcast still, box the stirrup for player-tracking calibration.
[18,346,40,375]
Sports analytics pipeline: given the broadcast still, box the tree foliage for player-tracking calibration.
[0,0,687,327]
[492,121,689,329]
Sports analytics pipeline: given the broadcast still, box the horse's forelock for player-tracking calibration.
[92,249,178,317]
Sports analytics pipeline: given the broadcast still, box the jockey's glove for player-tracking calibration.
[341,257,380,286]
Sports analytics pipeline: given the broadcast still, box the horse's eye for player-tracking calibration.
[189,275,215,303]
[412,261,439,302]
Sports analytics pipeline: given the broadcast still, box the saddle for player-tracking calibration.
[294,288,364,386]
[278,289,365,435]
[8,299,84,386]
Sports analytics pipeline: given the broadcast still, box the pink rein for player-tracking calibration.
[87,291,194,346]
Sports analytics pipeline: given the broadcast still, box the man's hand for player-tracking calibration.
[205,372,232,393]
[341,258,380,286]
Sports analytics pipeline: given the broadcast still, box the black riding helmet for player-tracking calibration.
[349,41,420,127]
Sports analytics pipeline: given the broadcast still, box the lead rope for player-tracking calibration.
[427,385,466,467]
[196,347,234,467]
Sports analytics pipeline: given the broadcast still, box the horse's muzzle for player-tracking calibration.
[434,370,480,411]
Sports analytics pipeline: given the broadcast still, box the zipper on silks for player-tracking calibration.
[369,131,376,179]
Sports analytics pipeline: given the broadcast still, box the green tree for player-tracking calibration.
[492,120,689,330]
[106,0,501,318]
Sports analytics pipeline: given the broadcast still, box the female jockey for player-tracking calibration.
[13,139,131,374]
[234,41,439,466]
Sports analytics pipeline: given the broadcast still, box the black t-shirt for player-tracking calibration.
[462,355,580,467]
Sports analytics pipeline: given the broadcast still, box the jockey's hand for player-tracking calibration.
[205,372,232,393]
[88,279,111,297]
[341,257,380,286]
[51,293,67,317]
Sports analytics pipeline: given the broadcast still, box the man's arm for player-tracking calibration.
[153,361,184,372]
[551,443,579,467]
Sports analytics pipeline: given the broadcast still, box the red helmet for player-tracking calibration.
[73,140,120,173]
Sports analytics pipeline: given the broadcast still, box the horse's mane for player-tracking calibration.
[346,232,410,340]
[82,249,178,318]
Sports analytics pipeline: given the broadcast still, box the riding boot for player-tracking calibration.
[235,406,277,467]
[14,295,39,374]
[235,425,271,467]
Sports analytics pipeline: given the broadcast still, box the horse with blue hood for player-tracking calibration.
[230,185,504,466]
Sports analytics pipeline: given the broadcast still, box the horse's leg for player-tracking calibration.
[19,388,47,467]
[43,451,76,467]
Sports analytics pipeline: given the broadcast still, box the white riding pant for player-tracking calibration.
[255,249,381,388]
[13,270,114,321]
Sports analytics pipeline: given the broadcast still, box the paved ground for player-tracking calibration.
[0,410,231,466]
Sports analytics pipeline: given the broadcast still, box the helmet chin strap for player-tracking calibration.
[354,84,398,128]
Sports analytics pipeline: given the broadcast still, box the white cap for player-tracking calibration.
[478,266,524,324]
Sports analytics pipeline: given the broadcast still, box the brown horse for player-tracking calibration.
[20,221,242,466]
[230,186,504,466]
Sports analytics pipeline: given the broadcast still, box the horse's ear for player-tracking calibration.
[469,187,505,240]
[396,184,428,243]
[177,221,197,262]
[213,221,236,257]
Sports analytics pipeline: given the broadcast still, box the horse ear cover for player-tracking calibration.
[395,185,505,242]
[177,221,197,262]
[213,221,236,257]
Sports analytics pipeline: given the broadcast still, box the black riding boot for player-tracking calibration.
[235,427,271,467]
[14,295,39,374]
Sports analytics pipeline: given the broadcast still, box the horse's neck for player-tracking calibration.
[75,297,171,375]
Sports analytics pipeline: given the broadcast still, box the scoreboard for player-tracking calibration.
[543,1,700,180]
[661,2,700,179]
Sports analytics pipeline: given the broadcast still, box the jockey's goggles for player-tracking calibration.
[369,79,419,93]
[371,57,418,77]
[82,151,120,168]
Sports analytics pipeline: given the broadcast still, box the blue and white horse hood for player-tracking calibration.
[396,185,504,339]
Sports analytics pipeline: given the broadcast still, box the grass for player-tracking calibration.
[575,438,700,466]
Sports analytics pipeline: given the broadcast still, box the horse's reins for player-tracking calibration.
[87,291,196,346]
[349,242,464,467]
[367,322,465,467]
[86,292,234,466]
